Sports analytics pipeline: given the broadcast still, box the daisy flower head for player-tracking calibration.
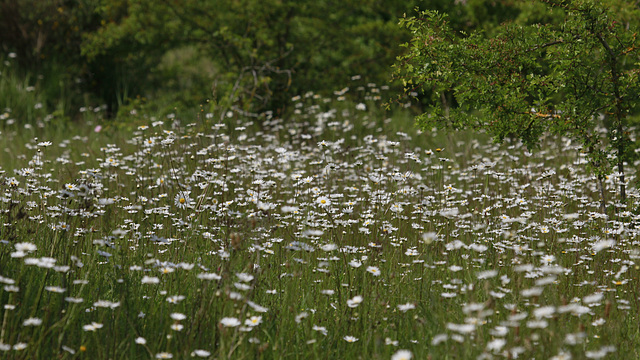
[191,350,211,358]
[343,335,359,343]
[549,351,572,360]
[392,349,413,360]
[245,316,262,327]
[170,312,186,321]
[321,244,338,252]
[486,338,506,352]
[142,276,160,284]
[366,266,381,276]
[390,203,404,213]
[82,322,103,331]
[405,248,419,256]
[15,242,37,253]
[166,295,185,304]
[45,286,66,293]
[347,295,364,308]
[316,196,331,208]
[398,303,416,312]
[23,317,42,326]
[174,190,192,209]
[220,317,241,327]
[348,259,362,268]
[422,232,438,244]
[541,254,556,265]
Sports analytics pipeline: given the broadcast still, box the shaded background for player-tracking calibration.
[1,0,568,125]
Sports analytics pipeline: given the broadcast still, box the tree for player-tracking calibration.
[393,0,640,212]
[80,0,429,118]
[0,0,105,117]
[2,0,543,122]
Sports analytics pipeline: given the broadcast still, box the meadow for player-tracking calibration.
[2,76,640,359]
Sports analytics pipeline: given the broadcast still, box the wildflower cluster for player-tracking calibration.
[0,85,638,359]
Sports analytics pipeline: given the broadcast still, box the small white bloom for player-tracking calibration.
[82,322,103,331]
[476,270,498,279]
[347,295,363,308]
[174,191,192,209]
[366,266,381,276]
[390,203,403,213]
[23,317,42,326]
[404,248,419,256]
[45,286,66,293]
[391,349,413,360]
[583,292,604,304]
[398,303,416,312]
[321,244,337,252]
[592,239,615,253]
[534,306,556,318]
[220,317,241,327]
[348,259,362,268]
[236,273,254,282]
[295,312,308,323]
[170,313,186,321]
[15,242,37,252]
[197,272,222,280]
[486,338,506,352]
[142,276,160,284]
[192,349,211,357]
[541,254,556,264]
[343,335,358,342]
[245,316,262,327]
[316,196,331,207]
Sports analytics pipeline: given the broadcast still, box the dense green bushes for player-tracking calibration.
[0,0,573,123]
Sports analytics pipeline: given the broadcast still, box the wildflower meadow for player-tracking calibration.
[1,76,640,360]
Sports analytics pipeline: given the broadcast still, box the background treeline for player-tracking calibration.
[0,0,603,124]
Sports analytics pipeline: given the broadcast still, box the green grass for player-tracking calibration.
[0,83,639,360]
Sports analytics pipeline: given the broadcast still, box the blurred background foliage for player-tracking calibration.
[2,0,624,125]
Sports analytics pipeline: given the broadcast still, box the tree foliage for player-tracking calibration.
[2,0,541,121]
[2,0,595,122]
[394,0,640,206]
[0,0,104,115]
[79,0,429,117]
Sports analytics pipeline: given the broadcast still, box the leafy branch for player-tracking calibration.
[394,0,640,211]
